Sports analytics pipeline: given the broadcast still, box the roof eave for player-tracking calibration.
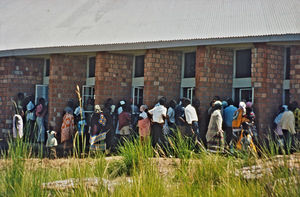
[1,34,300,57]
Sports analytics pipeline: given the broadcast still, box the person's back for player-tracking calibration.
[280,110,296,134]
[224,105,237,128]
[149,105,167,124]
[118,111,131,130]
[175,103,185,126]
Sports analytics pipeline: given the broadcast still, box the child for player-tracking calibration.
[46,124,58,159]
[138,105,150,143]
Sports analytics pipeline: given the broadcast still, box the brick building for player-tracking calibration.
[0,0,299,138]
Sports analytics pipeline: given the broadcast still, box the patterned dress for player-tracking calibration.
[206,109,224,152]
[90,112,107,151]
[61,113,75,143]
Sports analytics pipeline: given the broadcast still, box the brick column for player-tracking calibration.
[195,46,234,133]
[0,57,43,138]
[290,46,300,102]
[94,52,133,105]
[143,49,182,106]
[48,54,87,131]
[252,43,284,136]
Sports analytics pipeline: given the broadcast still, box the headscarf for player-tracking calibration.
[222,101,228,108]
[94,105,102,113]
[246,102,253,108]
[214,101,222,108]
[239,101,246,115]
[274,105,288,124]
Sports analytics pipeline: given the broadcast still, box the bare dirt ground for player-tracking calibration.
[1,153,299,178]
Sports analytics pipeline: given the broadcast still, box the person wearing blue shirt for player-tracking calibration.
[223,98,237,145]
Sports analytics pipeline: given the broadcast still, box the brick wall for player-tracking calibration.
[290,46,300,103]
[48,54,87,131]
[252,43,284,136]
[0,57,44,137]
[195,46,234,132]
[144,49,182,106]
[94,52,133,105]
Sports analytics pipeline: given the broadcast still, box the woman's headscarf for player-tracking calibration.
[94,105,102,113]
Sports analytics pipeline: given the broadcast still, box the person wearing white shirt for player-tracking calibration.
[148,98,167,147]
[183,98,199,138]
[279,103,296,153]
[26,97,36,142]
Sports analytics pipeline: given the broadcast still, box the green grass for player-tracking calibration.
[0,134,299,197]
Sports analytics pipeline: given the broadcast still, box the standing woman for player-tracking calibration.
[89,105,107,152]
[36,98,46,144]
[206,101,224,152]
[61,107,75,156]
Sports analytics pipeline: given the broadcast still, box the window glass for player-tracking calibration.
[35,85,48,104]
[82,86,95,112]
[88,57,95,78]
[285,48,290,80]
[184,52,196,78]
[133,87,144,106]
[134,55,145,77]
[284,90,290,105]
[234,88,252,103]
[235,49,251,78]
[45,59,50,77]
[182,87,195,101]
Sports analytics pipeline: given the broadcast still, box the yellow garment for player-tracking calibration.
[236,130,257,153]
[232,108,248,128]
[294,108,300,133]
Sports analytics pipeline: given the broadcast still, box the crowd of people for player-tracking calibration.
[11,92,300,157]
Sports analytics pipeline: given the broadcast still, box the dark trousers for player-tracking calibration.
[224,126,233,145]
[282,129,295,154]
[151,123,166,148]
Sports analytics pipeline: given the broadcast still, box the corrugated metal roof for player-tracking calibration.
[0,0,299,53]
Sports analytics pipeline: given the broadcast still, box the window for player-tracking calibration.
[235,49,251,78]
[285,48,290,80]
[134,55,145,77]
[35,85,48,104]
[88,57,95,78]
[45,59,50,77]
[234,88,253,103]
[82,85,95,113]
[183,52,196,78]
[132,86,143,106]
[283,90,290,105]
[182,87,195,101]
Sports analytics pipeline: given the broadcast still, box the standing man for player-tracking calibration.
[148,98,167,148]
[279,103,296,154]
[183,98,199,139]
[223,98,237,146]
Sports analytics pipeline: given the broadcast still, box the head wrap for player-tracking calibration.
[222,101,228,108]
[239,102,246,114]
[246,102,253,108]
[94,105,102,113]
[214,100,222,108]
